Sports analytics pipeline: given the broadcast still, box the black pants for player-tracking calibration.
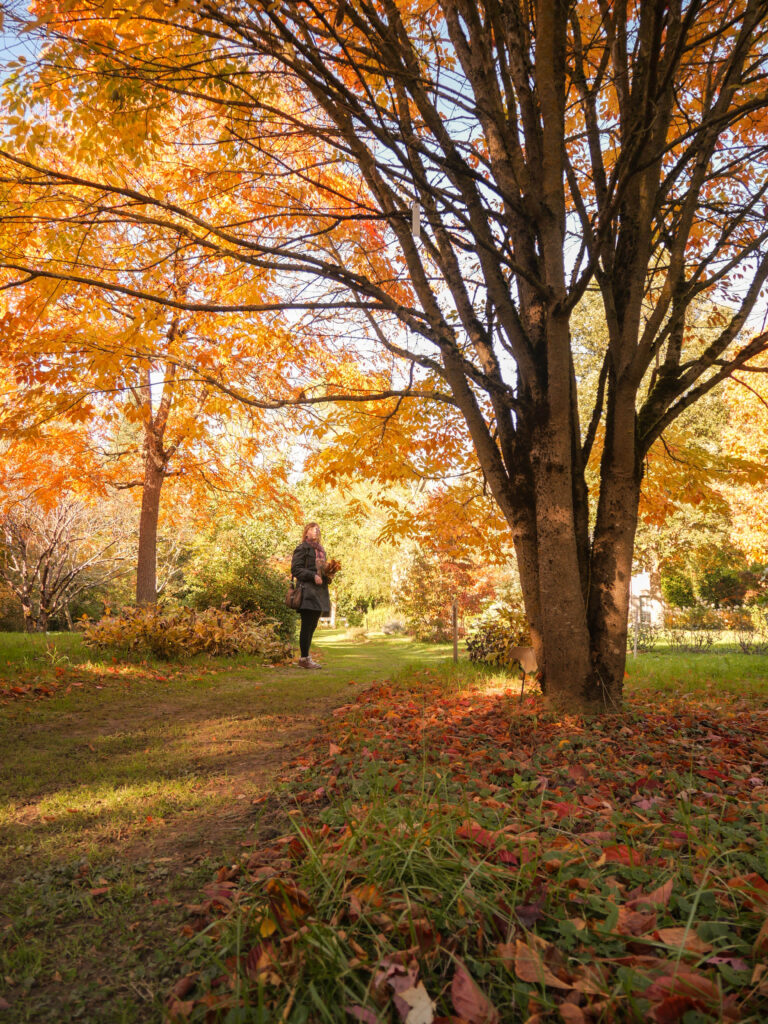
[299,609,322,658]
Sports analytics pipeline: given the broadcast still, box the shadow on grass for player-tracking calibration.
[0,632,457,872]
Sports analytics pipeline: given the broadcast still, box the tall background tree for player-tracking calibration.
[2,0,768,706]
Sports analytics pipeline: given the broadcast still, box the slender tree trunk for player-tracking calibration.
[21,603,34,633]
[528,436,594,706]
[133,355,177,606]
[135,449,165,606]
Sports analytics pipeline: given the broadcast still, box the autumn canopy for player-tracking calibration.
[1,0,768,708]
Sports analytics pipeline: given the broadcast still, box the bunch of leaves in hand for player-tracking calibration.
[322,558,342,584]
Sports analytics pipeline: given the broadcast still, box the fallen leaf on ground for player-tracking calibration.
[515,938,572,990]
[451,959,500,1023]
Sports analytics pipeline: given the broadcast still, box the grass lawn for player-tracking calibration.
[1,633,768,1022]
[0,629,450,1022]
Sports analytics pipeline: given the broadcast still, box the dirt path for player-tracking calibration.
[114,684,361,865]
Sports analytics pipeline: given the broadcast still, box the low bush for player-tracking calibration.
[80,605,293,662]
[626,622,660,653]
[660,605,722,653]
[723,606,768,654]
[661,626,717,653]
[465,603,531,667]
[361,604,406,634]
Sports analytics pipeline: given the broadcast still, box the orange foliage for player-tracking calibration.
[721,363,768,561]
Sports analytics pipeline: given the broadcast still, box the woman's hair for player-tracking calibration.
[301,522,321,543]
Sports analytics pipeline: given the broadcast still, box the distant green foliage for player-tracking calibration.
[292,482,399,622]
[174,517,296,641]
[660,542,767,608]
[660,569,695,609]
[0,585,23,631]
[81,605,292,662]
[465,603,531,666]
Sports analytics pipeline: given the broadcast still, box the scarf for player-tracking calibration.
[307,536,327,566]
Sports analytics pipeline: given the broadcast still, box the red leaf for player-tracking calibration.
[457,820,497,849]
[451,959,500,1023]
[649,995,699,1023]
[171,974,199,999]
[514,901,546,927]
[345,1007,379,1023]
[597,844,644,867]
[627,879,673,910]
[645,969,739,1018]
[615,906,656,936]
[727,873,768,910]
[558,1003,586,1024]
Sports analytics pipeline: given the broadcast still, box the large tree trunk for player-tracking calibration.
[505,375,642,711]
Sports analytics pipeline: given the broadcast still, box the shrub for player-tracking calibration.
[81,605,293,662]
[465,603,531,667]
[393,549,495,643]
[626,623,660,653]
[392,550,452,641]
[176,524,296,642]
[723,606,768,654]
[660,606,724,653]
[363,604,403,633]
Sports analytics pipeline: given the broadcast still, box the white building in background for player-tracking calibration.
[629,571,665,627]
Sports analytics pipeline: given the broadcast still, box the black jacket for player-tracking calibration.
[290,541,331,614]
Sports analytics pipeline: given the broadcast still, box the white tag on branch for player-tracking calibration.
[400,982,435,1024]
[411,199,421,241]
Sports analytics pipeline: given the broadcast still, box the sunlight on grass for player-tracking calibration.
[3,776,211,827]
[626,650,768,697]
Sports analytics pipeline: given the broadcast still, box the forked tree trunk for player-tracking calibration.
[492,368,644,711]
[513,484,641,711]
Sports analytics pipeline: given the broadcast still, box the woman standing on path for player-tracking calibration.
[291,522,331,669]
